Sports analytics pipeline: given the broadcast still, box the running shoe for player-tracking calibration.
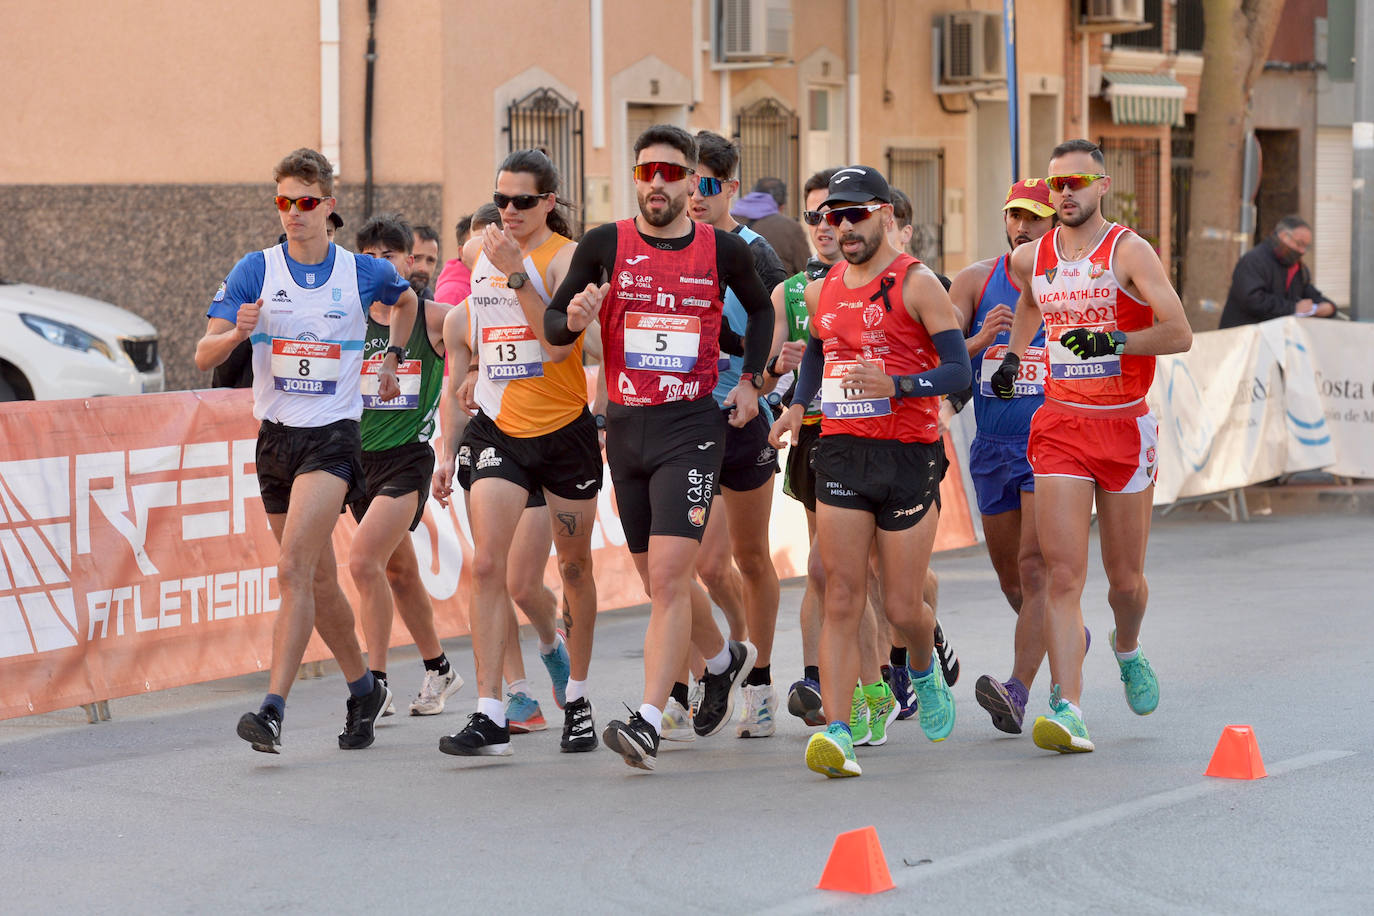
[865,683,899,746]
[540,630,571,709]
[786,677,825,726]
[560,697,597,752]
[1109,629,1159,715]
[338,678,392,750]
[688,677,705,718]
[505,691,547,733]
[975,674,1026,735]
[409,668,464,716]
[603,711,660,771]
[849,684,871,746]
[736,683,777,738]
[934,619,960,686]
[694,640,757,737]
[910,656,955,742]
[805,723,862,778]
[660,697,696,743]
[439,712,513,756]
[1031,686,1094,753]
[887,664,918,720]
[237,710,281,754]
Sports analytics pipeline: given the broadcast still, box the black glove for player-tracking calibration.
[990,353,1020,400]
[1059,328,1120,359]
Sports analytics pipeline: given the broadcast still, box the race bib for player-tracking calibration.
[1048,330,1121,381]
[979,344,1048,397]
[624,312,700,373]
[480,326,545,381]
[821,358,890,419]
[360,357,421,409]
[271,338,340,396]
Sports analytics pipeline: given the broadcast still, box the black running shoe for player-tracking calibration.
[338,678,391,750]
[602,711,660,771]
[560,697,597,753]
[694,640,757,737]
[934,620,960,687]
[439,712,513,756]
[237,710,281,754]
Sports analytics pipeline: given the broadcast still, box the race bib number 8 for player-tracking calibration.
[980,344,1048,397]
[360,357,421,409]
[624,312,700,373]
[821,359,891,419]
[272,338,340,396]
[480,326,545,380]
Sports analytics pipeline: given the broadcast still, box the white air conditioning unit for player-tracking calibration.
[941,11,1004,84]
[1082,0,1146,23]
[719,0,793,62]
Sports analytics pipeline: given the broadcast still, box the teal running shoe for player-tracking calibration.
[540,629,571,709]
[504,691,546,733]
[910,654,955,742]
[1109,629,1159,715]
[849,684,871,746]
[806,723,861,778]
[1032,685,1095,753]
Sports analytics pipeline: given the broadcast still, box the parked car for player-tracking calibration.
[0,278,164,400]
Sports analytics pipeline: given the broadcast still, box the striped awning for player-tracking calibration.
[1102,71,1186,126]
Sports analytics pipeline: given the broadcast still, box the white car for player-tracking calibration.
[0,280,164,401]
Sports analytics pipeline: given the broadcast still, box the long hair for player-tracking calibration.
[497,148,576,239]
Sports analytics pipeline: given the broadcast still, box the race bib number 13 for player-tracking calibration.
[480,326,545,381]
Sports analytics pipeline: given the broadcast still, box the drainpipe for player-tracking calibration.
[363,0,378,218]
[319,0,340,173]
[846,0,859,163]
[591,0,605,148]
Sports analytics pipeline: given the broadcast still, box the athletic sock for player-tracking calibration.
[804,665,820,683]
[478,696,506,727]
[1004,677,1029,708]
[507,678,530,698]
[538,634,558,655]
[565,678,587,703]
[704,642,733,675]
[1114,645,1140,662]
[910,658,935,679]
[670,681,690,707]
[370,669,387,684]
[861,680,887,701]
[423,653,449,674]
[261,694,285,721]
[829,720,851,736]
[744,664,771,687]
[347,671,376,699]
[1064,699,1084,719]
[889,646,908,668]
[637,704,663,734]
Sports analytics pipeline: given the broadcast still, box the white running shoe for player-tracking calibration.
[660,697,697,743]
[736,683,777,738]
[409,668,464,716]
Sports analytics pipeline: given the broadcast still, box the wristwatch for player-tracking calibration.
[1109,330,1127,356]
[896,375,916,398]
[594,414,607,430]
[765,355,783,378]
[506,271,528,290]
[385,344,407,361]
[740,372,765,391]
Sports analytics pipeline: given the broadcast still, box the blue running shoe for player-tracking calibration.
[505,691,546,733]
[1032,685,1095,753]
[886,665,918,720]
[541,629,571,710]
[910,654,955,742]
[805,723,861,778]
[974,674,1025,735]
[1109,629,1159,715]
[786,677,825,726]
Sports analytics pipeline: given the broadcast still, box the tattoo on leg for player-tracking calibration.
[555,511,580,537]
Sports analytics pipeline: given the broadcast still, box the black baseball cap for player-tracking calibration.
[328,212,344,229]
[823,166,891,208]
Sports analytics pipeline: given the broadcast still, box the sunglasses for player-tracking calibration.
[693,176,724,197]
[823,203,886,227]
[802,210,826,226]
[274,195,327,212]
[633,161,694,183]
[493,192,550,210]
[1045,174,1106,193]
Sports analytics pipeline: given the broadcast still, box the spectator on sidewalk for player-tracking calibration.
[1218,215,1338,328]
[732,177,809,274]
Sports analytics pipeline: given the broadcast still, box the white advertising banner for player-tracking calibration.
[1281,318,1374,478]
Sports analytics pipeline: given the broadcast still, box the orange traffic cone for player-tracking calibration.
[816,826,896,894]
[1204,725,1268,779]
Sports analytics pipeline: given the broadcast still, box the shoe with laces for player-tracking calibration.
[865,683,899,746]
[603,711,660,771]
[1032,686,1094,753]
[338,678,391,749]
[934,619,960,687]
[805,723,862,778]
[409,668,463,716]
[505,691,547,733]
[560,697,597,752]
[439,711,513,756]
[237,710,282,754]
[688,677,705,718]
[660,697,696,743]
[736,683,777,738]
[849,684,871,746]
[975,674,1026,735]
[540,630,571,709]
[910,655,955,742]
[786,677,825,726]
[694,640,757,737]
[1110,629,1159,715]
[886,665,918,720]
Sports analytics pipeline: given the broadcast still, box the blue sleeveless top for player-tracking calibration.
[970,254,1045,437]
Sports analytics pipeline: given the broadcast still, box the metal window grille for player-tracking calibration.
[503,87,586,236]
[1169,116,1194,290]
[733,98,800,218]
[885,148,945,272]
[1111,0,1163,50]
[1097,137,1161,250]
[1175,0,1205,53]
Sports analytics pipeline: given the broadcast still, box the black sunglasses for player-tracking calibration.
[802,209,826,226]
[493,192,551,210]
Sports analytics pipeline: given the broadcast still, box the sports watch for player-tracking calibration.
[384,344,407,361]
[896,376,916,397]
[1109,330,1127,356]
[740,372,765,391]
[506,271,528,290]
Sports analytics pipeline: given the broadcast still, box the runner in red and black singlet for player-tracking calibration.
[992,139,1192,756]
[544,125,773,771]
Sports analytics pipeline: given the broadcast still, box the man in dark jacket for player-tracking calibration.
[1218,216,1338,328]
[732,177,811,275]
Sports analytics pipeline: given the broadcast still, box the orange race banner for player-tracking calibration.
[0,387,975,720]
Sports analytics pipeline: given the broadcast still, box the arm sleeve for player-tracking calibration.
[790,333,823,411]
[748,237,791,293]
[900,328,973,397]
[718,231,772,375]
[546,224,615,345]
[207,253,265,322]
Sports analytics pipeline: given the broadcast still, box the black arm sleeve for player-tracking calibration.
[717,230,772,376]
[545,224,617,346]
[791,333,823,411]
[896,328,973,397]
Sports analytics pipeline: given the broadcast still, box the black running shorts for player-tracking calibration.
[719,406,779,492]
[255,418,365,515]
[811,435,946,532]
[349,440,436,530]
[461,409,603,502]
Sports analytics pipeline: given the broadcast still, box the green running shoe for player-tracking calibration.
[1032,685,1095,754]
[806,723,862,778]
[849,684,871,746]
[910,654,955,742]
[865,682,899,746]
[1109,628,1160,715]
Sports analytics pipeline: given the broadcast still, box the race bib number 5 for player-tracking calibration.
[821,358,891,419]
[624,312,700,373]
[480,326,545,380]
[980,344,1047,397]
[272,338,340,396]
[360,357,421,409]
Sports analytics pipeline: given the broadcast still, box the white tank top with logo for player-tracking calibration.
[251,243,366,427]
